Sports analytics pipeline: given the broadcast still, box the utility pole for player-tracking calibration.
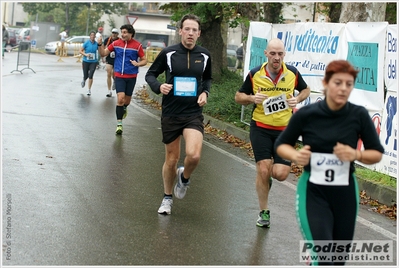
[312,2,316,22]
[85,3,91,36]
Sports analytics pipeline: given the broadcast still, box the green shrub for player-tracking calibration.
[204,69,248,127]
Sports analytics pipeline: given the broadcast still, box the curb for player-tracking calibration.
[142,87,397,207]
[357,179,396,206]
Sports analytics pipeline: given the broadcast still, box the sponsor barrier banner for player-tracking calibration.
[376,90,398,177]
[375,25,398,176]
[244,22,272,76]
[345,22,387,112]
[384,24,397,93]
[272,22,346,93]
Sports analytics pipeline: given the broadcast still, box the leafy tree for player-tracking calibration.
[22,3,60,15]
[159,2,284,80]
[234,3,283,67]
[22,2,127,35]
[385,2,397,24]
[160,3,228,80]
[315,3,342,22]
[262,3,284,24]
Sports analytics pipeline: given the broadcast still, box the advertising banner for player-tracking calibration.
[375,25,397,176]
[243,22,272,79]
[375,86,398,176]
[385,24,397,92]
[344,22,388,112]
[272,22,346,92]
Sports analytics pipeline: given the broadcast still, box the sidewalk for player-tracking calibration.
[144,87,397,207]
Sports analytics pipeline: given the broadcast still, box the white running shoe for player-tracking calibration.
[174,167,189,199]
[158,197,173,215]
[87,89,91,96]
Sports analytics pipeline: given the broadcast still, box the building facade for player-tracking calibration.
[2,2,28,27]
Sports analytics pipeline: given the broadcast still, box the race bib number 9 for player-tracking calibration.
[262,94,288,115]
[174,77,197,97]
[309,152,350,186]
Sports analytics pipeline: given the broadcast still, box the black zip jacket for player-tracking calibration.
[145,43,212,117]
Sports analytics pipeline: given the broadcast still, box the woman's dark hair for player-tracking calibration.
[120,24,135,37]
[89,31,96,35]
[178,14,201,30]
[323,60,359,84]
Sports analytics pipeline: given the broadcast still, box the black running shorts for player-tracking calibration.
[161,114,204,144]
[250,120,291,165]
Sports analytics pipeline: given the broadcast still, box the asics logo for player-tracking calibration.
[317,157,344,166]
[266,95,284,105]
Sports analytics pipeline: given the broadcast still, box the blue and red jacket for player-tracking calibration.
[107,38,145,78]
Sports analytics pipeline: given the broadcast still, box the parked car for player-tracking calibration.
[227,44,238,51]
[45,36,90,55]
[16,28,30,44]
[6,28,17,47]
[227,48,237,68]
[141,39,166,50]
[227,48,236,57]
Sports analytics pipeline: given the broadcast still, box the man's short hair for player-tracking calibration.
[120,24,135,36]
[178,14,201,31]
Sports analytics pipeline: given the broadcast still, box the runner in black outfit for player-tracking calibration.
[276,60,384,266]
[104,28,120,97]
[145,14,212,215]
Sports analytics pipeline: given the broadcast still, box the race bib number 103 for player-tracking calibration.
[262,94,288,115]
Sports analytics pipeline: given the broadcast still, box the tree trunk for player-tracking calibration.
[199,17,225,80]
[339,3,387,23]
[328,3,341,23]
[262,3,283,23]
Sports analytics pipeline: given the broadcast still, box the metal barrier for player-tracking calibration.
[11,41,36,74]
[56,41,67,62]
[146,47,162,63]
[73,44,82,62]
[56,42,82,62]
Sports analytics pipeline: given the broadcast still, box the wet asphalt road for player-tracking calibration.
[1,51,397,266]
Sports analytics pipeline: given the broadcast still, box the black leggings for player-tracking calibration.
[82,61,97,80]
[296,171,359,265]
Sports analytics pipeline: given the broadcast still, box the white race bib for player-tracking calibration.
[87,53,95,60]
[262,94,289,115]
[174,77,197,97]
[309,152,350,186]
